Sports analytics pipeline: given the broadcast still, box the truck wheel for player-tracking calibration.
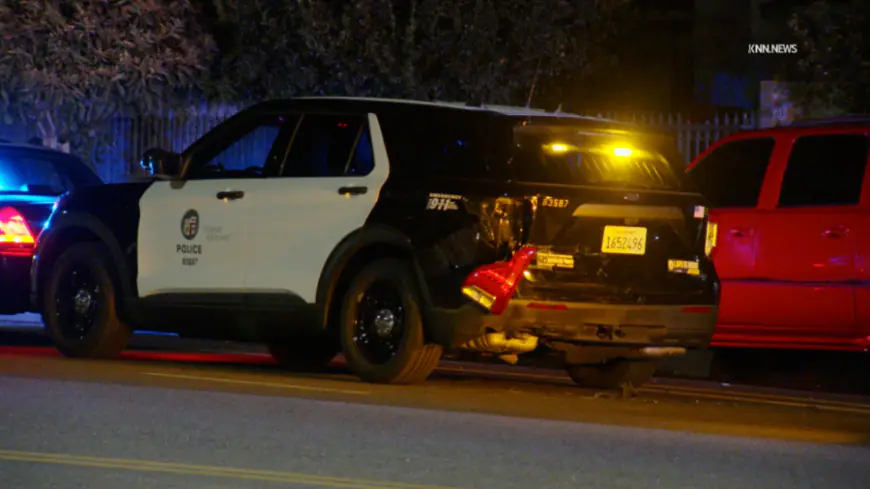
[566,360,656,389]
[41,242,132,358]
[338,259,442,384]
[267,334,338,372]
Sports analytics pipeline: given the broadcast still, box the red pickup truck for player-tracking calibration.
[687,118,870,353]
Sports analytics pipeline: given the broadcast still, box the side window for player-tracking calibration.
[186,113,296,180]
[778,134,869,207]
[379,112,488,179]
[424,119,487,178]
[281,114,374,177]
[688,138,776,208]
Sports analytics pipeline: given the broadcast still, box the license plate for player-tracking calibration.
[601,226,647,255]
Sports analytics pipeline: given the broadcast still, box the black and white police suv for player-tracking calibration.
[30,97,720,387]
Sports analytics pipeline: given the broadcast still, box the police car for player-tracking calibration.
[30,97,719,387]
[0,141,102,314]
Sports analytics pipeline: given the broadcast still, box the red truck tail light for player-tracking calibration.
[0,206,35,256]
[461,247,537,315]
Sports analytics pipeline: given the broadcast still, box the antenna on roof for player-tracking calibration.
[554,103,563,114]
[525,57,543,108]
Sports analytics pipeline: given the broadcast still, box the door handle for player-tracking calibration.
[822,226,848,238]
[216,190,244,201]
[338,186,368,196]
[729,227,752,238]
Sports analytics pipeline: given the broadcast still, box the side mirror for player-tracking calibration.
[140,148,182,177]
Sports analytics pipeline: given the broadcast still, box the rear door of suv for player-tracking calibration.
[751,131,869,345]
[687,136,778,329]
[243,110,389,304]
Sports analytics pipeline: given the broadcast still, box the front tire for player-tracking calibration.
[566,359,656,389]
[41,242,132,358]
[338,259,442,384]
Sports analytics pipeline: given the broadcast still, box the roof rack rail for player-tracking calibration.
[787,114,870,127]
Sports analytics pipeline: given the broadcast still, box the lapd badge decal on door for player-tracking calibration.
[178,209,201,266]
[180,209,199,240]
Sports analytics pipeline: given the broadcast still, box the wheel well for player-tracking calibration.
[324,244,417,336]
[36,227,102,307]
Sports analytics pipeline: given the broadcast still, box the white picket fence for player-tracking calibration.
[2,105,759,183]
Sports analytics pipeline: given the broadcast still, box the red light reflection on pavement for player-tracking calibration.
[0,346,277,365]
[0,346,59,357]
[121,351,275,365]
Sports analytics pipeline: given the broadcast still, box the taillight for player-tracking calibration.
[0,206,35,256]
[704,220,718,257]
[461,247,537,315]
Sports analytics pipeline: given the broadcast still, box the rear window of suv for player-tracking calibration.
[508,124,686,191]
[0,148,101,196]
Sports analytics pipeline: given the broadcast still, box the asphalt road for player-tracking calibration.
[1,334,869,489]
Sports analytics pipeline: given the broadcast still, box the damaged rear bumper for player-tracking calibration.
[428,246,717,352]
[428,299,717,352]
[485,300,717,348]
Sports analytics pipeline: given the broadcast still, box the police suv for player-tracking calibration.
[0,141,102,314]
[30,97,719,387]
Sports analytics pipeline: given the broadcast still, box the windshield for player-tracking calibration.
[509,125,687,191]
[0,149,102,196]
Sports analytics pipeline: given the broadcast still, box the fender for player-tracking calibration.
[31,212,136,307]
[315,224,434,326]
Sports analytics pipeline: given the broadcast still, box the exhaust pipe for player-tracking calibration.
[498,354,519,365]
[638,347,686,358]
[460,332,539,354]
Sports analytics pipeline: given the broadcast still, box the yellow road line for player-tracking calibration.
[143,372,371,395]
[0,450,459,489]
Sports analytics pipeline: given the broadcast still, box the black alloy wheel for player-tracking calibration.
[54,264,102,342]
[42,243,131,358]
[352,280,407,365]
[339,258,442,384]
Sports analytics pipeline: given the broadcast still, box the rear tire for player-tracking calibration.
[566,359,656,389]
[41,242,132,358]
[338,259,442,384]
